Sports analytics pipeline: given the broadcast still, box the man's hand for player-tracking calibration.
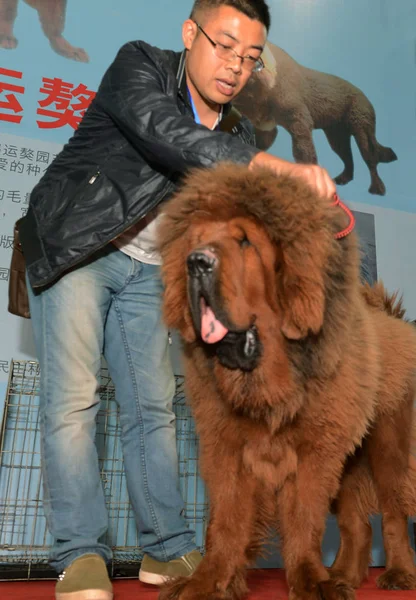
[250,152,336,199]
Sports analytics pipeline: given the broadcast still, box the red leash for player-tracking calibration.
[332,193,356,239]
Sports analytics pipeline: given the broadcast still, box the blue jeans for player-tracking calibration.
[27,246,195,572]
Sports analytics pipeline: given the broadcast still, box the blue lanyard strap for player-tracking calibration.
[187,87,223,129]
[187,87,201,125]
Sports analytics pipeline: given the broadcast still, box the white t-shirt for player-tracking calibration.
[113,107,223,265]
[112,207,163,265]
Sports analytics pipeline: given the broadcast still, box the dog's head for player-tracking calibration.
[159,164,358,373]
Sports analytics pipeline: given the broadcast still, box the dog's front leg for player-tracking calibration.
[159,449,259,600]
[277,454,355,600]
[0,0,18,49]
[32,0,89,62]
[286,114,318,164]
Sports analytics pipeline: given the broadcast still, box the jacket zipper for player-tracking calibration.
[88,170,101,184]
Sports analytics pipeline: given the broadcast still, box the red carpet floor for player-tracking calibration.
[2,569,416,599]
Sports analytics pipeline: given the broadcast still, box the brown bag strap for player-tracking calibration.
[13,218,24,249]
[8,218,31,319]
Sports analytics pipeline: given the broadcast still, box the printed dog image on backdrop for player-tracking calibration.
[234,42,397,196]
[158,164,416,600]
[0,0,89,62]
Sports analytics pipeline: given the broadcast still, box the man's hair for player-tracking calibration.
[190,0,271,32]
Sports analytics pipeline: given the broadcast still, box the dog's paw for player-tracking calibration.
[49,35,89,62]
[158,577,188,600]
[0,34,18,49]
[368,179,386,196]
[377,567,416,590]
[329,568,365,589]
[158,576,229,600]
[318,579,355,600]
[158,578,190,600]
[334,173,353,186]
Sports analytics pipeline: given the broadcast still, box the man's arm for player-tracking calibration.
[250,151,336,199]
[95,42,260,172]
[97,41,335,198]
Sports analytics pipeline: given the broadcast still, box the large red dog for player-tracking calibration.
[158,164,416,600]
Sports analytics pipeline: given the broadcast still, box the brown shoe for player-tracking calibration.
[55,553,113,600]
[139,549,203,585]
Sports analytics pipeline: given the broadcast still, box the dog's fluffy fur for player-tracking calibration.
[158,163,416,600]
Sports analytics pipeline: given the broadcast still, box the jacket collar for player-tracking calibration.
[176,50,188,100]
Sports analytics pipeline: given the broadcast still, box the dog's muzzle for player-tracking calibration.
[187,249,217,278]
[186,248,262,370]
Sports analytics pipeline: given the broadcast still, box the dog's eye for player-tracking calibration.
[239,235,251,248]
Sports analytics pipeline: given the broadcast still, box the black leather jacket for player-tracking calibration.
[20,41,260,288]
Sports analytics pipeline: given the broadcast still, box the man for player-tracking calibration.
[19,1,335,599]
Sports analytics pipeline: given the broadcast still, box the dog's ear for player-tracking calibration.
[160,238,196,344]
[279,241,326,340]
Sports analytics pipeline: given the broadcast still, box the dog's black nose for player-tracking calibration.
[187,251,216,277]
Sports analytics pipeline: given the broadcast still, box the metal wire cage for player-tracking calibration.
[0,359,208,580]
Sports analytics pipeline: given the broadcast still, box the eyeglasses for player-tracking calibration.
[194,22,264,73]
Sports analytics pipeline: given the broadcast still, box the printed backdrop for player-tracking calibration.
[0,0,415,565]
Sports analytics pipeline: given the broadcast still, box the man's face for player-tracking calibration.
[182,6,267,106]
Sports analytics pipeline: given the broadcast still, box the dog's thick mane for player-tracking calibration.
[159,163,362,398]
[160,163,343,247]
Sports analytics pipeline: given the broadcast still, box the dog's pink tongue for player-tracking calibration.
[200,299,228,344]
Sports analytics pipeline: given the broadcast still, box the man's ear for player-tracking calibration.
[182,19,198,51]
